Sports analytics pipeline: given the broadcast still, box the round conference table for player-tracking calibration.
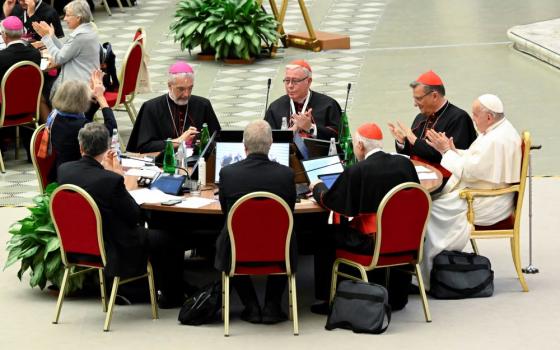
[139,159,442,214]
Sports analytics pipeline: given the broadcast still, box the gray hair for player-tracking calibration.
[64,0,93,24]
[52,80,92,114]
[409,81,446,97]
[1,26,22,40]
[285,64,312,78]
[243,120,272,155]
[168,72,195,84]
[78,123,110,157]
[478,104,505,121]
[354,131,383,153]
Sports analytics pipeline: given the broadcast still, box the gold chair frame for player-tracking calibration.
[0,60,42,173]
[329,182,432,323]
[222,191,298,336]
[50,184,158,332]
[459,131,531,292]
[112,40,143,124]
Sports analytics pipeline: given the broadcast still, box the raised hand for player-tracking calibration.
[388,121,406,143]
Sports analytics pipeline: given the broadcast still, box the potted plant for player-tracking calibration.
[170,0,217,60]
[170,0,279,63]
[4,183,90,293]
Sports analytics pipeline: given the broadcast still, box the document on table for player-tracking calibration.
[129,188,182,205]
[125,168,160,178]
[418,172,439,180]
[176,197,217,209]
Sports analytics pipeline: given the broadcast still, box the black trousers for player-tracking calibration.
[314,225,411,311]
[232,275,287,308]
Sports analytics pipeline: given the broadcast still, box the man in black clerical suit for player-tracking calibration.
[310,122,420,314]
[215,120,297,324]
[388,70,477,166]
[0,15,40,81]
[264,59,341,141]
[57,123,185,308]
[2,0,64,41]
[126,61,221,153]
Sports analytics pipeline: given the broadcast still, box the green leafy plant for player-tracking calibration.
[170,0,279,60]
[4,183,87,293]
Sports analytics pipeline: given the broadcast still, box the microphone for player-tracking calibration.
[343,83,351,113]
[264,78,272,115]
[530,145,542,150]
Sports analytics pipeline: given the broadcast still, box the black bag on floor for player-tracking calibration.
[178,281,222,325]
[326,280,391,334]
[430,250,494,299]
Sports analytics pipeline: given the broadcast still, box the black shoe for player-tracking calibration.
[310,301,330,315]
[240,303,262,324]
[262,303,287,324]
[158,293,185,309]
[114,294,132,306]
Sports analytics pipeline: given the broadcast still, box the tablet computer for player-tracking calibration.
[301,155,344,183]
[149,174,186,195]
[318,173,341,189]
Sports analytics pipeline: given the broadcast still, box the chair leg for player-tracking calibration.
[147,261,159,319]
[415,264,432,323]
[224,274,230,337]
[15,126,20,160]
[101,0,112,16]
[126,0,133,7]
[124,101,137,124]
[290,274,299,336]
[104,277,120,332]
[115,0,125,12]
[53,266,71,324]
[0,149,5,173]
[288,275,293,321]
[329,260,340,304]
[221,272,225,321]
[510,237,529,292]
[471,239,479,254]
[99,269,107,312]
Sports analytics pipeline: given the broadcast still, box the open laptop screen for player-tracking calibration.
[214,142,290,182]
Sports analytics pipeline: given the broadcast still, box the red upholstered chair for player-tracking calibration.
[223,192,298,336]
[133,27,146,47]
[30,124,56,194]
[103,40,143,124]
[0,60,42,173]
[329,182,432,322]
[460,131,531,292]
[50,184,158,332]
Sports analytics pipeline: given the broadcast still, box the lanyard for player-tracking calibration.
[289,91,311,116]
[23,1,42,33]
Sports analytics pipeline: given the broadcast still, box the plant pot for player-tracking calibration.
[223,57,256,65]
[197,52,216,61]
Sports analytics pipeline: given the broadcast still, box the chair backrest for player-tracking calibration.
[227,192,294,275]
[0,61,43,127]
[370,182,431,268]
[133,27,146,46]
[115,40,143,104]
[513,131,531,231]
[30,124,56,194]
[50,184,106,268]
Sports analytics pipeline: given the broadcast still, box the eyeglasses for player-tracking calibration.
[283,77,308,85]
[413,91,433,102]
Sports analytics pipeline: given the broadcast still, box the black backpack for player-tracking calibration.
[99,42,120,92]
[178,281,222,325]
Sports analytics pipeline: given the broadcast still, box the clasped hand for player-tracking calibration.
[290,108,313,132]
[174,126,198,145]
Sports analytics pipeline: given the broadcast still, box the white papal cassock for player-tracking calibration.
[421,118,521,289]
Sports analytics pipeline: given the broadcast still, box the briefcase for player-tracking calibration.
[430,250,494,299]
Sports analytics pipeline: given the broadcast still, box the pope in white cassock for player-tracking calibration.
[421,94,522,289]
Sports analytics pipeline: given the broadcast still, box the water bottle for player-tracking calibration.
[281,117,288,130]
[328,137,337,156]
[198,157,206,187]
[163,138,176,175]
[200,123,210,150]
[110,128,121,162]
[175,141,187,174]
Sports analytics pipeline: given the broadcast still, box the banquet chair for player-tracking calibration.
[103,40,143,124]
[30,124,56,194]
[50,184,158,332]
[329,182,432,322]
[223,192,298,336]
[459,131,531,292]
[0,61,42,173]
[133,27,146,47]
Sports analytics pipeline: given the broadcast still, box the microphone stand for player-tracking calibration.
[343,83,351,114]
[264,78,272,116]
[522,144,542,274]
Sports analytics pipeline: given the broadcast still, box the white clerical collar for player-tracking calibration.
[365,148,383,159]
[483,117,506,135]
[7,40,26,47]
[289,90,311,115]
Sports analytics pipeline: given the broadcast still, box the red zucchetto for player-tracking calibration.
[416,70,443,86]
[357,123,383,140]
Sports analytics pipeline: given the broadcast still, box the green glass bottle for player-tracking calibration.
[200,123,210,151]
[339,112,355,167]
[163,138,176,175]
